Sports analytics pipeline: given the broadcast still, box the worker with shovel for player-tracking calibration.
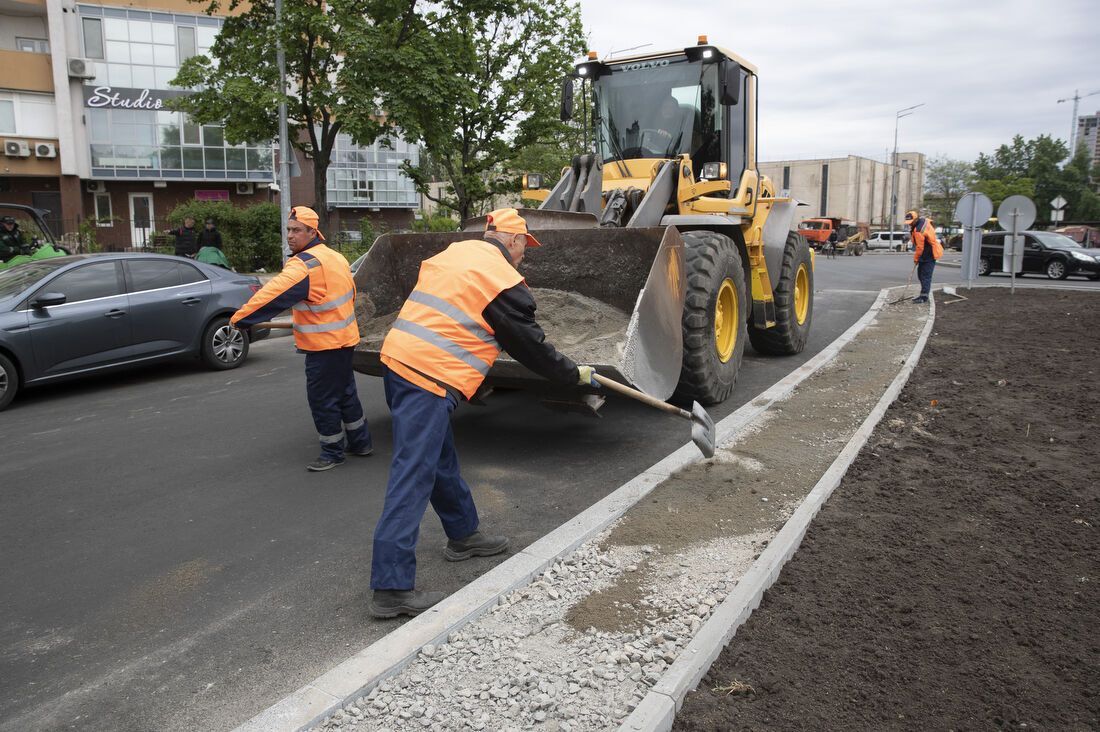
[907,209,942,303]
[230,206,373,471]
[369,207,597,619]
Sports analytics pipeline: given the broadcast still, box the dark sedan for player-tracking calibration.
[0,253,266,411]
[979,230,1100,280]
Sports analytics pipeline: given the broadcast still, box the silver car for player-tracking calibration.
[0,253,267,411]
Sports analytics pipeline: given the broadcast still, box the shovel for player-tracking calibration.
[592,373,716,458]
[888,263,918,304]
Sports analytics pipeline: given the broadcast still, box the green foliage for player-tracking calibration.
[411,214,460,232]
[973,177,1036,209]
[358,0,587,219]
[164,200,282,271]
[923,157,974,226]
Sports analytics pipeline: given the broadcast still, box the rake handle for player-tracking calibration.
[251,321,293,329]
[592,374,688,419]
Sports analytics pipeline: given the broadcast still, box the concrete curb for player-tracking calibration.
[235,287,894,732]
[618,288,938,732]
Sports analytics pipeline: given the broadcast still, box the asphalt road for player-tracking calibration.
[0,253,1088,731]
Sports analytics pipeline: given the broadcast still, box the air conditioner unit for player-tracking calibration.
[235,182,254,195]
[86,180,106,193]
[3,140,31,158]
[68,58,96,80]
[35,142,57,159]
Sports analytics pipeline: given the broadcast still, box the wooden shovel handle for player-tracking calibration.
[591,373,687,418]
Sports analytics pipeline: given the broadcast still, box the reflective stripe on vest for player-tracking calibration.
[406,290,500,349]
[391,318,492,376]
[293,312,356,333]
[293,288,354,313]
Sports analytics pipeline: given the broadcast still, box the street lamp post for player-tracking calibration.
[889,103,924,243]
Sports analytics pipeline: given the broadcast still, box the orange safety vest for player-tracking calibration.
[911,219,943,262]
[234,243,359,351]
[381,239,523,399]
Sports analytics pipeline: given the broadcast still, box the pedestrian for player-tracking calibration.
[230,206,372,471]
[171,216,199,257]
[198,218,223,250]
[826,229,838,259]
[907,209,942,303]
[0,216,29,262]
[369,207,598,619]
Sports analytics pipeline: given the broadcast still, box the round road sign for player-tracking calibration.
[954,192,993,227]
[997,195,1036,232]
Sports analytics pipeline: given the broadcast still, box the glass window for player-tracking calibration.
[44,263,123,304]
[83,18,104,59]
[178,263,205,284]
[107,63,132,87]
[160,146,181,168]
[155,67,177,89]
[88,109,110,142]
[225,148,246,170]
[127,259,188,291]
[153,44,175,67]
[177,26,196,63]
[204,147,225,169]
[94,193,113,225]
[158,124,179,145]
[105,40,129,63]
[131,65,156,88]
[182,115,200,145]
[90,144,113,166]
[130,43,154,65]
[16,38,50,53]
[128,20,152,44]
[151,22,174,45]
[0,100,14,134]
[183,147,204,169]
[196,26,218,50]
[202,126,223,147]
[103,17,128,41]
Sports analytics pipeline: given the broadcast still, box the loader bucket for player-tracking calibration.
[353,224,687,400]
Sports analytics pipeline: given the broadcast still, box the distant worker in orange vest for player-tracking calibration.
[907,209,942,304]
[369,207,598,619]
[231,206,372,471]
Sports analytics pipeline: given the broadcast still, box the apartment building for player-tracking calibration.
[0,0,419,248]
[759,153,925,229]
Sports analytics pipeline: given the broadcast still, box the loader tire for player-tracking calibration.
[749,232,813,356]
[673,230,747,406]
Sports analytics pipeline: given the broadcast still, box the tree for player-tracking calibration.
[364,0,586,220]
[973,177,1035,209]
[972,134,1072,224]
[172,0,435,233]
[923,157,972,225]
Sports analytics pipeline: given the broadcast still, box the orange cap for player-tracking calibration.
[905,209,918,223]
[289,206,325,241]
[485,207,541,247]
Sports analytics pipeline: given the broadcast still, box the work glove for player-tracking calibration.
[577,365,599,387]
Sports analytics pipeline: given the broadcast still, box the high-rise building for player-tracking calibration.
[1076,111,1100,167]
[0,0,419,249]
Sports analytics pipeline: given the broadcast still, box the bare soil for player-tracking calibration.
[675,288,1100,731]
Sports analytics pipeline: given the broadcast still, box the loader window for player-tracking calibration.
[594,57,720,164]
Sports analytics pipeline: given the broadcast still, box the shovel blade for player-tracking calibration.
[690,400,717,458]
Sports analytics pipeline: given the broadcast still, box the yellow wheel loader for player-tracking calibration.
[352,37,813,413]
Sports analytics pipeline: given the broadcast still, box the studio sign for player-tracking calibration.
[83,86,190,110]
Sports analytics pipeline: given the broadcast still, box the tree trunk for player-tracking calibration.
[313,157,330,235]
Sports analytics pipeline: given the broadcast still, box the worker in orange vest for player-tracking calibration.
[369,208,597,618]
[231,206,372,471]
[907,209,942,303]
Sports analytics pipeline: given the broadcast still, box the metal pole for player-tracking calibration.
[1010,207,1019,295]
[275,0,291,264]
[968,199,978,290]
[889,119,898,242]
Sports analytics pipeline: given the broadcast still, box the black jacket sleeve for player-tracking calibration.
[482,283,578,386]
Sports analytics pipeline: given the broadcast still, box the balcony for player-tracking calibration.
[0,49,53,94]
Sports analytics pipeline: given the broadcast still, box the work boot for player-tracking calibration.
[912,295,929,304]
[444,531,510,562]
[307,456,345,472]
[348,444,373,457]
[370,589,445,619]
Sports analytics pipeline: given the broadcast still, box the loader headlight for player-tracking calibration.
[700,162,727,181]
[523,173,543,190]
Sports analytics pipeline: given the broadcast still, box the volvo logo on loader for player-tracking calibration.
[616,59,670,72]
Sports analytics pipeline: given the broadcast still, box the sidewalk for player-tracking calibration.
[228,290,933,732]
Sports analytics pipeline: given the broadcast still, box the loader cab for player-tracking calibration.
[573,42,754,197]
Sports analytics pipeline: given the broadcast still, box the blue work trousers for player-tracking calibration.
[304,347,371,460]
[370,368,479,590]
[917,257,936,296]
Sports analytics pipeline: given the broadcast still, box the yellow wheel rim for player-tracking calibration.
[794,264,810,325]
[715,278,737,363]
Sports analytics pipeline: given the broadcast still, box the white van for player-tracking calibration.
[865,231,910,251]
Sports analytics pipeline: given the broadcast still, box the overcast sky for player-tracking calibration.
[578,0,1100,164]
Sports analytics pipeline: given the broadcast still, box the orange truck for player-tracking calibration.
[797,217,867,254]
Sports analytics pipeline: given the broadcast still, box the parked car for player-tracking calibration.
[978,230,1100,280]
[865,231,910,251]
[0,253,269,411]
